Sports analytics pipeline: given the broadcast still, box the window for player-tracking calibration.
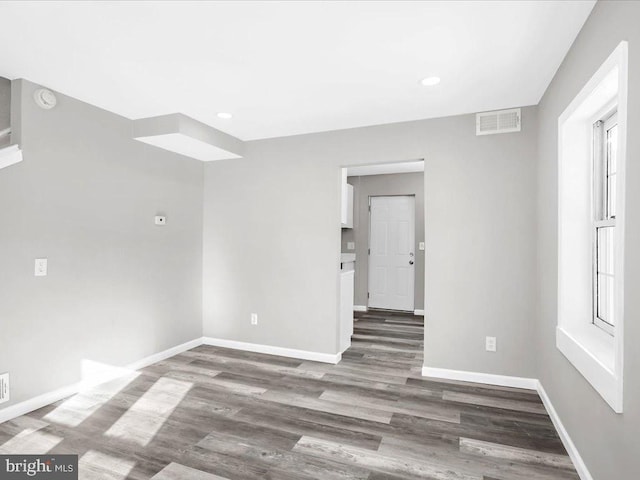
[557,41,627,413]
[593,112,617,335]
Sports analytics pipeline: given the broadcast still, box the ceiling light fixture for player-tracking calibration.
[421,76,441,87]
[217,112,233,119]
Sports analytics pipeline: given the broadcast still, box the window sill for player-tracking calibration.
[556,326,622,412]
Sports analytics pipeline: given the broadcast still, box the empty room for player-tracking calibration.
[0,1,638,479]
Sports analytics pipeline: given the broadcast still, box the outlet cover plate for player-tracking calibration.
[35,258,48,276]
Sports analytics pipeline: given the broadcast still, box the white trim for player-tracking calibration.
[126,338,202,371]
[421,366,538,390]
[0,337,203,425]
[414,309,425,316]
[353,305,368,312]
[0,144,23,170]
[339,340,351,354]
[557,41,627,413]
[0,383,80,425]
[202,337,341,364]
[537,382,594,480]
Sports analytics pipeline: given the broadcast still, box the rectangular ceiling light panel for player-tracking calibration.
[135,133,241,162]
[133,113,244,162]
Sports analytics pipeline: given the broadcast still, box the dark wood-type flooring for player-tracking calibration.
[0,310,578,479]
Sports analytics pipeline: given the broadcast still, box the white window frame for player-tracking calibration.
[557,41,627,413]
[592,110,617,336]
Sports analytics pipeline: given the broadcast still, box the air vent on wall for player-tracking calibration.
[476,108,521,135]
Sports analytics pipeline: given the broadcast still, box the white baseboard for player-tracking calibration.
[0,382,81,425]
[421,366,538,390]
[126,338,202,371]
[353,305,368,312]
[0,337,203,425]
[537,382,593,480]
[202,337,341,364]
[414,309,425,316]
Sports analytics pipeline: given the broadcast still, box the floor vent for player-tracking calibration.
[476,108,521,135]
[0,372,9,404]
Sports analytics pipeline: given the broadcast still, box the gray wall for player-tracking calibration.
[203,107,538,376]
[341,172,425,310]
[535,1,640,477]
[0,79,204,410]
[0,77,10,147]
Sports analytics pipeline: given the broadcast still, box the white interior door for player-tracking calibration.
[368,196,415,311]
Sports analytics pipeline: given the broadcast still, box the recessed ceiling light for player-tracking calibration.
[217,112,233,119]
[421,76,441,87]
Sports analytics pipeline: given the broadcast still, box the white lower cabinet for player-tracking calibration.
[340,264,355,352]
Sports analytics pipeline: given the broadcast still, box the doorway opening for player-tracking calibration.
[338,160,425,357]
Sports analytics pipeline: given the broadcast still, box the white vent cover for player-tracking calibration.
[0,372,9,404]
[476,108,521,135]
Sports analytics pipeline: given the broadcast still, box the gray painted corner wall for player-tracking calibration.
[341,172,425,310]
[0,79,204,409]
[536,1,640,477]
[423,108,538,378]
[203,106,538,376]
[0,77,10,146]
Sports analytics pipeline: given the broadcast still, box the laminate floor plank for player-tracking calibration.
[443,391,547,415]
[196,434,371,480]
[407,378,543,403]
[379,437,578,480]
[294,435,481,480]
[231,407,383,451]
[0,310,577,479]
[151,462,230,480]
[458,438,575,470]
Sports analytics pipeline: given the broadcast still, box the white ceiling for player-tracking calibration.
[0,1,595,140]
[347,161,424,177]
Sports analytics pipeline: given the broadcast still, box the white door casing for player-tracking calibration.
[368,195,415,311]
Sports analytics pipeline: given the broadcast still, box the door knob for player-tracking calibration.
[409,260,414,265]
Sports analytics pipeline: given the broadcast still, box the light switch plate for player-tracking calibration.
[485,336,497,352]
[251,313,258,325]
[347,242,355,250]
[34,258,48,277]
[419,242,425,251]
[0,372,9,404]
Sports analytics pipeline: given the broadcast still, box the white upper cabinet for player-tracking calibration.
[341,169,354,229]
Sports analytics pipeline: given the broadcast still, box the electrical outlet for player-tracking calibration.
[34,258,48,277]
[347,242,355,250]
[485,336,497,352]
[155,216,166,226]
[0,372,9,404]
[251,313,258,325]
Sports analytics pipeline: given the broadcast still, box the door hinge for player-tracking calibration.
[368,248,370,255]
[367,292,370,298]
